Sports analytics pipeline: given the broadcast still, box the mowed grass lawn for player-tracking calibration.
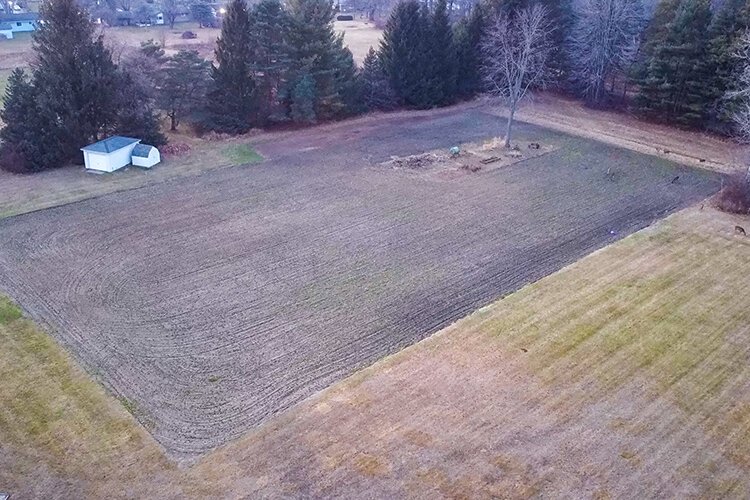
[1,206,749,497]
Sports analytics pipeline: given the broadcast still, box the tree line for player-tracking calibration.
[4,0,750,173]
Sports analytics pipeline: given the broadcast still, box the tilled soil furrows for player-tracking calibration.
[0,111,719,456]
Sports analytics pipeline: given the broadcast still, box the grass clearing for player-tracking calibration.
[1,207,748,497]
[221,144,263,164]
[0,134,265,219]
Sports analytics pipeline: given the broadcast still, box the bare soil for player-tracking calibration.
[382,139,557,178]
[2,207,748,499]
[0,108,719,458]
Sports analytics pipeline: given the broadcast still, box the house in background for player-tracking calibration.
[81,136,161,173]
[0,12,38,39]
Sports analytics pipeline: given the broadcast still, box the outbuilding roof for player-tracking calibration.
[0,23,13,30]
[81,136,140,153]
[132,144,155,158]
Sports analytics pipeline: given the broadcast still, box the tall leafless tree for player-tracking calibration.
[569,0,644,107]
[481,5,554,148]
[727,31,750,182]
[161,0,185,29]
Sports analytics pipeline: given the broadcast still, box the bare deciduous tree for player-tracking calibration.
[569,0,644,107]
[727,31,750,182]
[481,5,554,148]
[161,0,185,29]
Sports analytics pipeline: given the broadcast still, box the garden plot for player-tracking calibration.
[0,113,720,458]
[382,139,557,178]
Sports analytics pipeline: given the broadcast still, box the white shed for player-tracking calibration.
[81,136,140,173]
[131,143,161,168]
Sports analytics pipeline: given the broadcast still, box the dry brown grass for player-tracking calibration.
[488,93,750,174]
[2,206,749,498]
[333,19,383,63]
[0,132,261,219]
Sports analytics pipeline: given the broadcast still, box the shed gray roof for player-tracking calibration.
[0,12,38,22]
[132,144,155,158]
[81,136,140,153]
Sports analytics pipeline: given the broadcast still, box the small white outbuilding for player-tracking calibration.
[131,143,161,168]
[81,136,161,172]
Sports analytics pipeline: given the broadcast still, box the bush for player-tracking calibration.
[0,144,32,174]
[715,172,750,214]
[181,31,198,39]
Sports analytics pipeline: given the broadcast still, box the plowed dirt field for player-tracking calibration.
[0,109,719,457]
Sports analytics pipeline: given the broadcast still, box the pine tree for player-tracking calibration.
[634,0,713,127]
[286,0,356,121]
[361,47,397,110]
[32,0,122,163]
[331,34,363,116]
[540,0,574,85]
[114,72,168,146]
[0,69,49,172]
[379,0,436,108]
[429,0,457,105]
[290,72,317,123]
[454,2,487,98]
[205,0,256,133]
[250,0,291,123]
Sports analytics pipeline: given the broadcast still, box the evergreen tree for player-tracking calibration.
[429,0,457,104]
[331,34,363,116]
[634,0,713,127]
[32,0,122,163]
[286,0,356,121]
[454,2,487,98]
[540,0,574,85]
[114,72,168,146]
[632,0,679,85]
[250,0,291,123]
[361,47,397,110]
[204,0,256,133]
[290,72,317,123]
[705,0,750,132]
[0,69,51,172]
[157,50,211,131]
[380,0,436,108]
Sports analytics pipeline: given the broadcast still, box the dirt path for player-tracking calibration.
[497,93,748,174]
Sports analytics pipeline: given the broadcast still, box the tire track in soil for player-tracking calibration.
[0,111,720,458]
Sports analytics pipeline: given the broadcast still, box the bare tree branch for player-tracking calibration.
[569,0,644,107]
[481,5,554,148]
[727,30,750,181]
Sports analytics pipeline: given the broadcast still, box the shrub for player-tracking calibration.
[715,172,750,214]
[0,144,32,174]
[181,31,198,39]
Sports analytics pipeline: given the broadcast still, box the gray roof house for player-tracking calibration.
[0,12,39,39]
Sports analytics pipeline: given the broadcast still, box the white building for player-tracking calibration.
[81,136,161,173]
[131,143,161,168]
[0,13,38,39]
